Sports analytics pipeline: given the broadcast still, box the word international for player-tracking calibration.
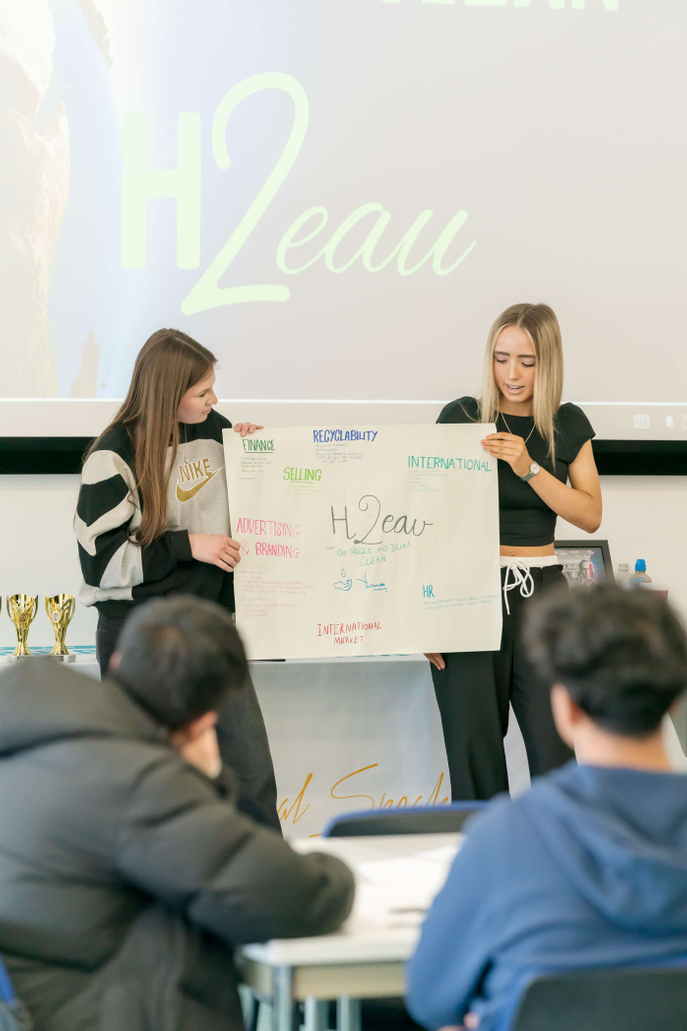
[317,621,382,636]
[408,455,492,471]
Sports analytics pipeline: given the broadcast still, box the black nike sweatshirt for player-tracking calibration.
[75,410,235,616]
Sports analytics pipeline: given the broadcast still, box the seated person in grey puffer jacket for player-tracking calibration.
[0,596,355,1031]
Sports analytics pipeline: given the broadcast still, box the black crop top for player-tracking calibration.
[438,397,596,547]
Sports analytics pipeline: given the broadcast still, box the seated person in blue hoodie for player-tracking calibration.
[407,583,687,1031]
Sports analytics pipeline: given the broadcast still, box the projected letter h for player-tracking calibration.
[121,112,201,269]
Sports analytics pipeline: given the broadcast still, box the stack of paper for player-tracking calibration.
[354,842,461,929]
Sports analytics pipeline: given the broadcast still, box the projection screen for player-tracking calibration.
[1,0,686,440]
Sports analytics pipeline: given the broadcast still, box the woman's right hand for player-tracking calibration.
[189,534,241,572]
[425,653,446,671]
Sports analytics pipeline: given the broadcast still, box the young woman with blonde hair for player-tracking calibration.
[75,328,280,827]
[427,303,602,800]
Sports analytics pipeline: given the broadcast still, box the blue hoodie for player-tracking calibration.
[406,762,687,1030]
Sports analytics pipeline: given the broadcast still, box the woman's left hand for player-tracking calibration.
[482,432,531,478]
[233,422,264,437]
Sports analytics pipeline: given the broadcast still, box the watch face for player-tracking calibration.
[530,462,540,475]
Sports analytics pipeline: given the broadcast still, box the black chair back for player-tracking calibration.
[505,965,687,1031]
[323,803,484,837]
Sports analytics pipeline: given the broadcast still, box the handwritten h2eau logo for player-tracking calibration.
[120,73,476,315]
[332,493,433,546]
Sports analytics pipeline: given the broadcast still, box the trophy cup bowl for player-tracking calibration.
[6,594,38,660]
[45,594,76,662]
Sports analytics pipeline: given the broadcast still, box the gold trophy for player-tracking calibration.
[6,595,38,659]
[45,594,76,662]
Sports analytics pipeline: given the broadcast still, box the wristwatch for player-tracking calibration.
[520,462,540,483]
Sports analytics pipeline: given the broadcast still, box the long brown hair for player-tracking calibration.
[88,329,216,546]
[479,303,563,461]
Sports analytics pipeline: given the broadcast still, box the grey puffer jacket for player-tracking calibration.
[0,660,354,1031]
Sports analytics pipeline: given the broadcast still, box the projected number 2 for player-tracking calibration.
[121,73,476,314]
[184,74,305,313]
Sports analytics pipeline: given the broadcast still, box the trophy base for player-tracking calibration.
[4,654,35,661]
[51,653,76,662]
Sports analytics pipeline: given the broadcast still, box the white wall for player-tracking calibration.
[557,476,687,613]
[1,473,685,648]
[0,475,98,648]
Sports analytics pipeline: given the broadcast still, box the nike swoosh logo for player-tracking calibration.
[176,470,216,502]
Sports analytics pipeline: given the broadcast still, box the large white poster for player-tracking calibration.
[224,424,501,660]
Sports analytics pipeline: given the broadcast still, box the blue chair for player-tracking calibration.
[495,958,687,1031]
[322,801,486,837]
[0,957,30,1031]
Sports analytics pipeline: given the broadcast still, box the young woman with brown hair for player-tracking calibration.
[75,328,280,827]
[427,303,602,800]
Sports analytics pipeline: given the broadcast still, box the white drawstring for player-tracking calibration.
[502,560,534,616]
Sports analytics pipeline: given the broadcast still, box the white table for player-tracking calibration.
[239,832,462,1031]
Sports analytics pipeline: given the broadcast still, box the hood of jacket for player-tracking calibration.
[521,761,687,934]
[0,658,167,755]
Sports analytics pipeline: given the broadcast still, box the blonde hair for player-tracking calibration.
[479,303,563,462]
[87,329,216,547]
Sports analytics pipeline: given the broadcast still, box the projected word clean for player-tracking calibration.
[121,73,476,314]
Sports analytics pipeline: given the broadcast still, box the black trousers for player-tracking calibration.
[431,564,574,801]
[96,612,281,831]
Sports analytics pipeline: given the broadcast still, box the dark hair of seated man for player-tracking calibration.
[111,594,248,729]
[525,583,687,764]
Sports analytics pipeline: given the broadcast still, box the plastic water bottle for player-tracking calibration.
[631,560,652,586]
[616,563,630,587]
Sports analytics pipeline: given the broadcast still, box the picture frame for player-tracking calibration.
[554,539,615,587]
